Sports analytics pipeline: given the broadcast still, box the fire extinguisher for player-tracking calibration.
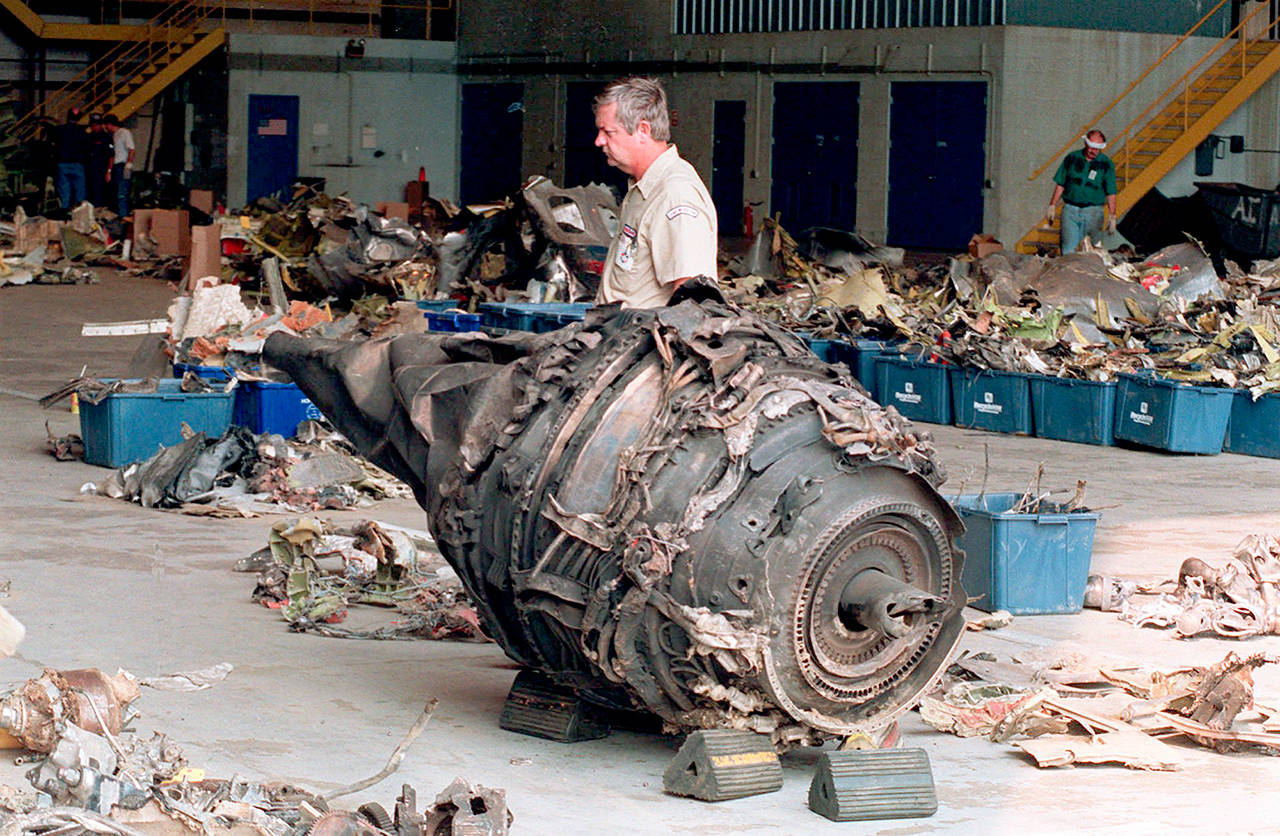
[743,204,754,239]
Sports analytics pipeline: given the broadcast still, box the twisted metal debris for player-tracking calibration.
[265,299,966,745]
[1121,534,1280,639]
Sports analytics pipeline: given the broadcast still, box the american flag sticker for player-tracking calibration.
[257,118,288,136]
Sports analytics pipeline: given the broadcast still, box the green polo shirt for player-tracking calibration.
[1053,149,1116,207]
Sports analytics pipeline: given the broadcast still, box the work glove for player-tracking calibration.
[1044,204,1056,223]
[1106,216,1118,235]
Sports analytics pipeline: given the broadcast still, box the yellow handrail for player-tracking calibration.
[76,5,204,115]
[1028,0,1231,181]
[12,0,217,139]
[16,0,458,139]
[1111,0,1277,185]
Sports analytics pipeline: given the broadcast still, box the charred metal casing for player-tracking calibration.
[265,300,965,744]
[435,177,618,300]
[0,669,138,753]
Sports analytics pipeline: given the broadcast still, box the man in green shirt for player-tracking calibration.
[1046,129,1118,254]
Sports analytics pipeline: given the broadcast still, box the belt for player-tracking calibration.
[1063,200,1102,208]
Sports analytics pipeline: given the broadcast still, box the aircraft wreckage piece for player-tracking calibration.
[264,300,966,745]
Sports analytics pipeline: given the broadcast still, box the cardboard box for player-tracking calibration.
[134,209,191,257]
[189,189,214,215]
[12,219,62,253]
[185,224,221,290]
[375,201,410,221]
[968,233,1003,259]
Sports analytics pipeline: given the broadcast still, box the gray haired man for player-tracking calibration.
[593,77,718,308]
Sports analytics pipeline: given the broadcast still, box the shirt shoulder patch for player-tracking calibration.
[665,205,700,220]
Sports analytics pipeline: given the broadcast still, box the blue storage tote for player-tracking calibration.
[874,356,952,424]
[478,304,535,331]
[234,380,324,436]
[79,378,235,468]
[1029,376,1116,446]
[415,299,467,313]
[478,302,590,333]
[948,492,1100,615]
[846,339,899,401]
[173,362,233,381]
[1113,374,1234,454]
[424,312,483,332]
[949,368,1033,434]
[1224,390,1280,458]
[527,303,590,332]
[805,337,838,363]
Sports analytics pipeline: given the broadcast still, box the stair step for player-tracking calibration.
[1137,125,1188,137]
[1152,107,1211,123]
[1199,76,1243,88]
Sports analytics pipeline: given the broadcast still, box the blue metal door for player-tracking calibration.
[712,100,746,235]
[770,82,858,232]
[246,95,298,202]
[564,82,628,196]
[887,81,987,250]
[460,83,524,204]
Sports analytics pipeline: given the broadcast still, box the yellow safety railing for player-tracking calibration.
[54,0,454,37]
[1028,0,1233,181]
[224,0,454,36]
[12,0,212,140]
[1108,0,1279,187]
[13,0,457,141]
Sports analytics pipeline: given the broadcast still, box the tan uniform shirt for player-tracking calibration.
[598,145,718,308]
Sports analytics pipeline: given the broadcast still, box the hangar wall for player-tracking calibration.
[458,2,1280,247]
[226,34,458,209]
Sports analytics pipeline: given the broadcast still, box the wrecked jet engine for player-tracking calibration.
[264,299,965,745]
[435,177,619,302]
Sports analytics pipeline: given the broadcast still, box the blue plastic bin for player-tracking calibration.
[949,368,1033,434]
[415,299,467,313]
[874,356,952,424]
[805,337,838,363]
[80,378,235,468]
[479,305,535,331]
[1029,376,1117,446]
[478,302,591,333]
[173,362,233,381]
[846,339,899,401]
[234,380,324,436]
[527,304,589,333]
[425,312,483,332]
[1113,374,1234,454]
[948,492,1100,615]
[1224,390,1280,458]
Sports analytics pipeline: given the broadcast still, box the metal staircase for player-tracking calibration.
[7,0,225,142]
[1019,0,1280,254]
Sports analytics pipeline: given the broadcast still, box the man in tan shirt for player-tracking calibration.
[593,77,718,308]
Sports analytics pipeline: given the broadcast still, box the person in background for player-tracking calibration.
[103,113,135,217]
[85,113,113,208]
[592,76,718,308]
[1045,129,1118,254]
[54,107,88,209]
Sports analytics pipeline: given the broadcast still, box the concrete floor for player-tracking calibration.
[3,270,1280,834]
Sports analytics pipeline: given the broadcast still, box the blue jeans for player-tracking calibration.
[57,163,86,209]
[112,163,131,217]
[1060,203,1104,254]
